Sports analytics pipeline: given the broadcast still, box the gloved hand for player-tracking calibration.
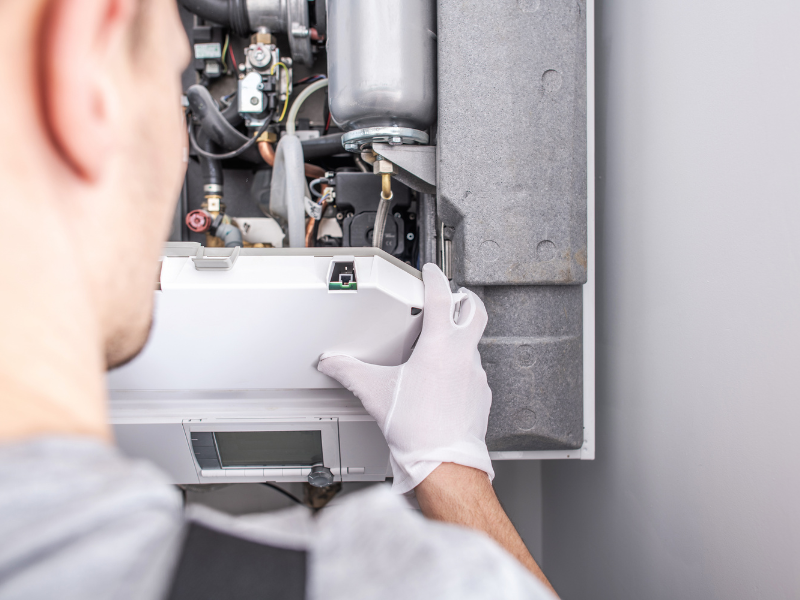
[317,263,494,494]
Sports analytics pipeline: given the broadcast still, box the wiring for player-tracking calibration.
[285,79,329,136]
[324,112,332,135]
[309,177,331,198]
[319,186,333,204]
[221,34,229,72]
[220,91,236,107]
[294,74,327,86]
[261,482,306,506]
[270,61,291,122]
[228,43,238,72]
[187,109,275,160]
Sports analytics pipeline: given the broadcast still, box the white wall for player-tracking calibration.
[542,1,800,598]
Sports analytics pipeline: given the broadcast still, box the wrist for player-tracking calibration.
[415,462,494,520]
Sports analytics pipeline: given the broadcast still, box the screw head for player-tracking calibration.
[406,232,415,241]
[336,212,344,220]
[408,213,416,220]
[250,97,259,105]
[390,136,403,145]
[394,212,402,219]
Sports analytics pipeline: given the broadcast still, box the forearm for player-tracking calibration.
[415,463,557,596]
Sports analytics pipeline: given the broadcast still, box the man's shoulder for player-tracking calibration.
[0,437,184,600]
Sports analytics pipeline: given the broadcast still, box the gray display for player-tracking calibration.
[215,431,323,467]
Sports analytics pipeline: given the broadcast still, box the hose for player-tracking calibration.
[221,97,242,127]
[185,85,263,163]
[179,0,251,37]
[270,135,306,247]
[301,134,345,159]
[189,118,270,161]
[197,131,223,192]
[286,79,329,136]
[373,174,393,251]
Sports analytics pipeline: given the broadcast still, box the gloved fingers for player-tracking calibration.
[317,354,399,427]
[456,287,489,342]
[421,263,457,333]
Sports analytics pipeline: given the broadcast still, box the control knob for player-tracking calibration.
[307,466,334,487]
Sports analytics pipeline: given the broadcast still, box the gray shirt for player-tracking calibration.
[0,438,553,599]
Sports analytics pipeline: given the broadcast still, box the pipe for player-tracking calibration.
[186,85,261,164]
[261,139,327,179]
[270,135,306,247]
[373,176,393,250]
[286,79,329,136]
[304,214,316,247]
[304,164,325,179]
[381,173,392,199]
[258,140,275,166]
[179,0,251,37]
[301,134,345,159]
[214,221,243,247]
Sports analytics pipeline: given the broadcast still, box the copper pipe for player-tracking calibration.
[260,140,325,180]
[304,215,316,247]
[305,163,326,179]
[258,141,275,166]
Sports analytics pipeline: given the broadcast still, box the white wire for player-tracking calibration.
[285,79,329,136]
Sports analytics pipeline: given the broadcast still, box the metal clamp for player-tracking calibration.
[342,127,429,153]
[192,246,240,271]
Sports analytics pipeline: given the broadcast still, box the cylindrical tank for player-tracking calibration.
[327,0,437,132]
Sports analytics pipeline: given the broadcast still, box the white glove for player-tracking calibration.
[318,263,494,494]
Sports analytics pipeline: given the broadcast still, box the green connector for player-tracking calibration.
[329,281,358,291]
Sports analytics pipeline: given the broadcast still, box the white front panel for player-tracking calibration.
[107,254,424,391]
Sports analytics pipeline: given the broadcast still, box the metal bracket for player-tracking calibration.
[192,246,240,271]
[372,143,436,195]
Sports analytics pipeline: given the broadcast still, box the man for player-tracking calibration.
[0,0,557,598]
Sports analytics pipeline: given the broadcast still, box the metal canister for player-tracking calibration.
[327,0,436,135]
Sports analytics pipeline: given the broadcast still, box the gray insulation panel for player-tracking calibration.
[438,0,587,286]
[437,0,586,450]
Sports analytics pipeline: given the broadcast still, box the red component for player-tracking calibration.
[186,209,212,233]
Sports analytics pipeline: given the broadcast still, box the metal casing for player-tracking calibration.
[327,0,437,131]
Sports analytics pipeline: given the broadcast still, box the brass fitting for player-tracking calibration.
[256,130,278,143]
[381,173,392,200]
[373,158,398,176]
[250,32,275,45]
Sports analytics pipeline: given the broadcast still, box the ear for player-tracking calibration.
[41,0,137,182]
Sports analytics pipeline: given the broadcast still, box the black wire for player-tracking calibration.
[187,109,275,160]
[261,482,306,506]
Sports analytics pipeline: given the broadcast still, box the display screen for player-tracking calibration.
[214,431,323,467]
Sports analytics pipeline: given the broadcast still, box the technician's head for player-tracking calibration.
[0,0,190,368]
